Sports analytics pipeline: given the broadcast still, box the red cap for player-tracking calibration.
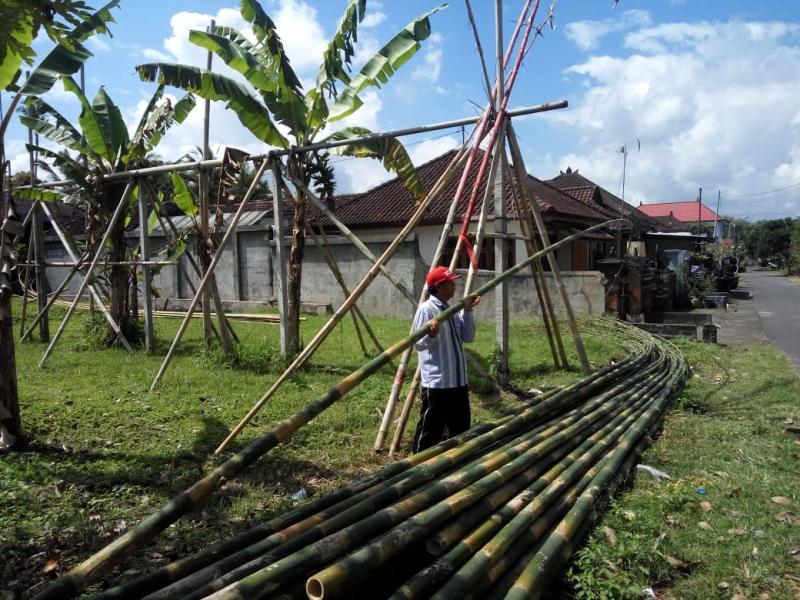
[426,266,462,288]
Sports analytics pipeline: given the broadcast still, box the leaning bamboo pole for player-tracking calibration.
[506,122,592,374]
[148,158,270,391]
[37,180,135,367]
[34,220,620,600]
[214,148,471,455]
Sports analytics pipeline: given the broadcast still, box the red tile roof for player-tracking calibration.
[546,169,662,233]
[637,201,720,222]
[314,150,607,230]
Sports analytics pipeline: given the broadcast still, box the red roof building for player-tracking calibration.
[637,201,720,223]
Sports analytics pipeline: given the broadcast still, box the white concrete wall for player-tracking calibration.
[42,220,603,320]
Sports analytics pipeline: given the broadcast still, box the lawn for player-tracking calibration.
[566,341,800,599]
[1,300,798,598]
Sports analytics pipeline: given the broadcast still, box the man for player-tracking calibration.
[412,266,481,452]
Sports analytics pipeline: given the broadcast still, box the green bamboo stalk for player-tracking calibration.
[176,352,651,597]
[133,417,528,600]
[504,360,687,600]
[425,355,666,556]
[389,380,657,600]
[429,372,668,599]
[302,367,667,600]
[93,417,510,600]
[482,402,671,600]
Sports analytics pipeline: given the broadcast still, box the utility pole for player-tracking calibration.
[697,187,703,235]
[714,190,721,242]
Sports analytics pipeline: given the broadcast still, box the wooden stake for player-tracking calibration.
[388,367,421,456]
[137,180,154,351]
[270,163,290,358]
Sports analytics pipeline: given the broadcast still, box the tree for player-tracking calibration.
[1,1,119,450]
[137,0,440,354]
[18,82,195,344]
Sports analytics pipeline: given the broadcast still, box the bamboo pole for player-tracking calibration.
[506,121,592,374]
[269,163,291,357]
[17,226,34,337]
[215,148,470,455]
[136,180,154,350]
[38,202,134,351]
[387,368,421,455]
[34,220,621,600]
[17,103,565,192]
[504,158,563,368]
[37,180,135,368]
[28,127,49,342]
[19,260,80,342]
[149,158,270,391]
[282,173,417,306]
[306,221,369,357]
[199,19,216,351]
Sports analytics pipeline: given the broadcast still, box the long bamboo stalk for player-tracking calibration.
[34,220,620,600]
[200,353,652,598]
[93,420,506,600]
[306,361,664,599]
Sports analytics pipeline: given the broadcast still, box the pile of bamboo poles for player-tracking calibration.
[41,320,684,600]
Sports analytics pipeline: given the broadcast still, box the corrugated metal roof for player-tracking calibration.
[149,210,269,236]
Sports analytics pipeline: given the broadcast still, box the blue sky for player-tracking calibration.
[6,0,800,220]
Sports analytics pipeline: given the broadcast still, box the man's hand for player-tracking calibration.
[463,294,481,311]
[428,318,440,337]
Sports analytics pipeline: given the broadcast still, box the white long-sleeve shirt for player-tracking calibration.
[413,295,477,388]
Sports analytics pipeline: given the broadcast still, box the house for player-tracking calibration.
[545,167,663,257]
[317,149,612,274]
[637,200,731,243]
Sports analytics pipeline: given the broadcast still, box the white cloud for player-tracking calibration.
[361,12,387,29]
[545,19,800,219]
[86,36,111,52]
[141,48,173,62]
[565,9,652,51]
[271,0,328,73]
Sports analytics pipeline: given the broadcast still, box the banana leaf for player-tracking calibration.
[62,76,115,165]
[324,127,424,201]
[17,0,121,96]
[329,4,447,121]
[136,63,289,149]
[306,0,366,129]
[170,172,199,218]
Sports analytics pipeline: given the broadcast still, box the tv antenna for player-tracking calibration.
[618,138,640,202]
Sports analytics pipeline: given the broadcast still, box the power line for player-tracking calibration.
[724,181,800,198]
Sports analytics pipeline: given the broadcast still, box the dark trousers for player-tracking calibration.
[412,386,471,453]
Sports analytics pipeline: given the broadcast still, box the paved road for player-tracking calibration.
[746,270,800,370]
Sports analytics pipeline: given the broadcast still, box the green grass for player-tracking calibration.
[4,300,797,598]
[1,299,623,598]
[566,341,800,599]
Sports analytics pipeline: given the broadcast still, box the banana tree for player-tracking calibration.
[137,0,443,355]
[17,80,195,344]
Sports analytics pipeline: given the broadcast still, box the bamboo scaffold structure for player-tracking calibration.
[33,219,630,600]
